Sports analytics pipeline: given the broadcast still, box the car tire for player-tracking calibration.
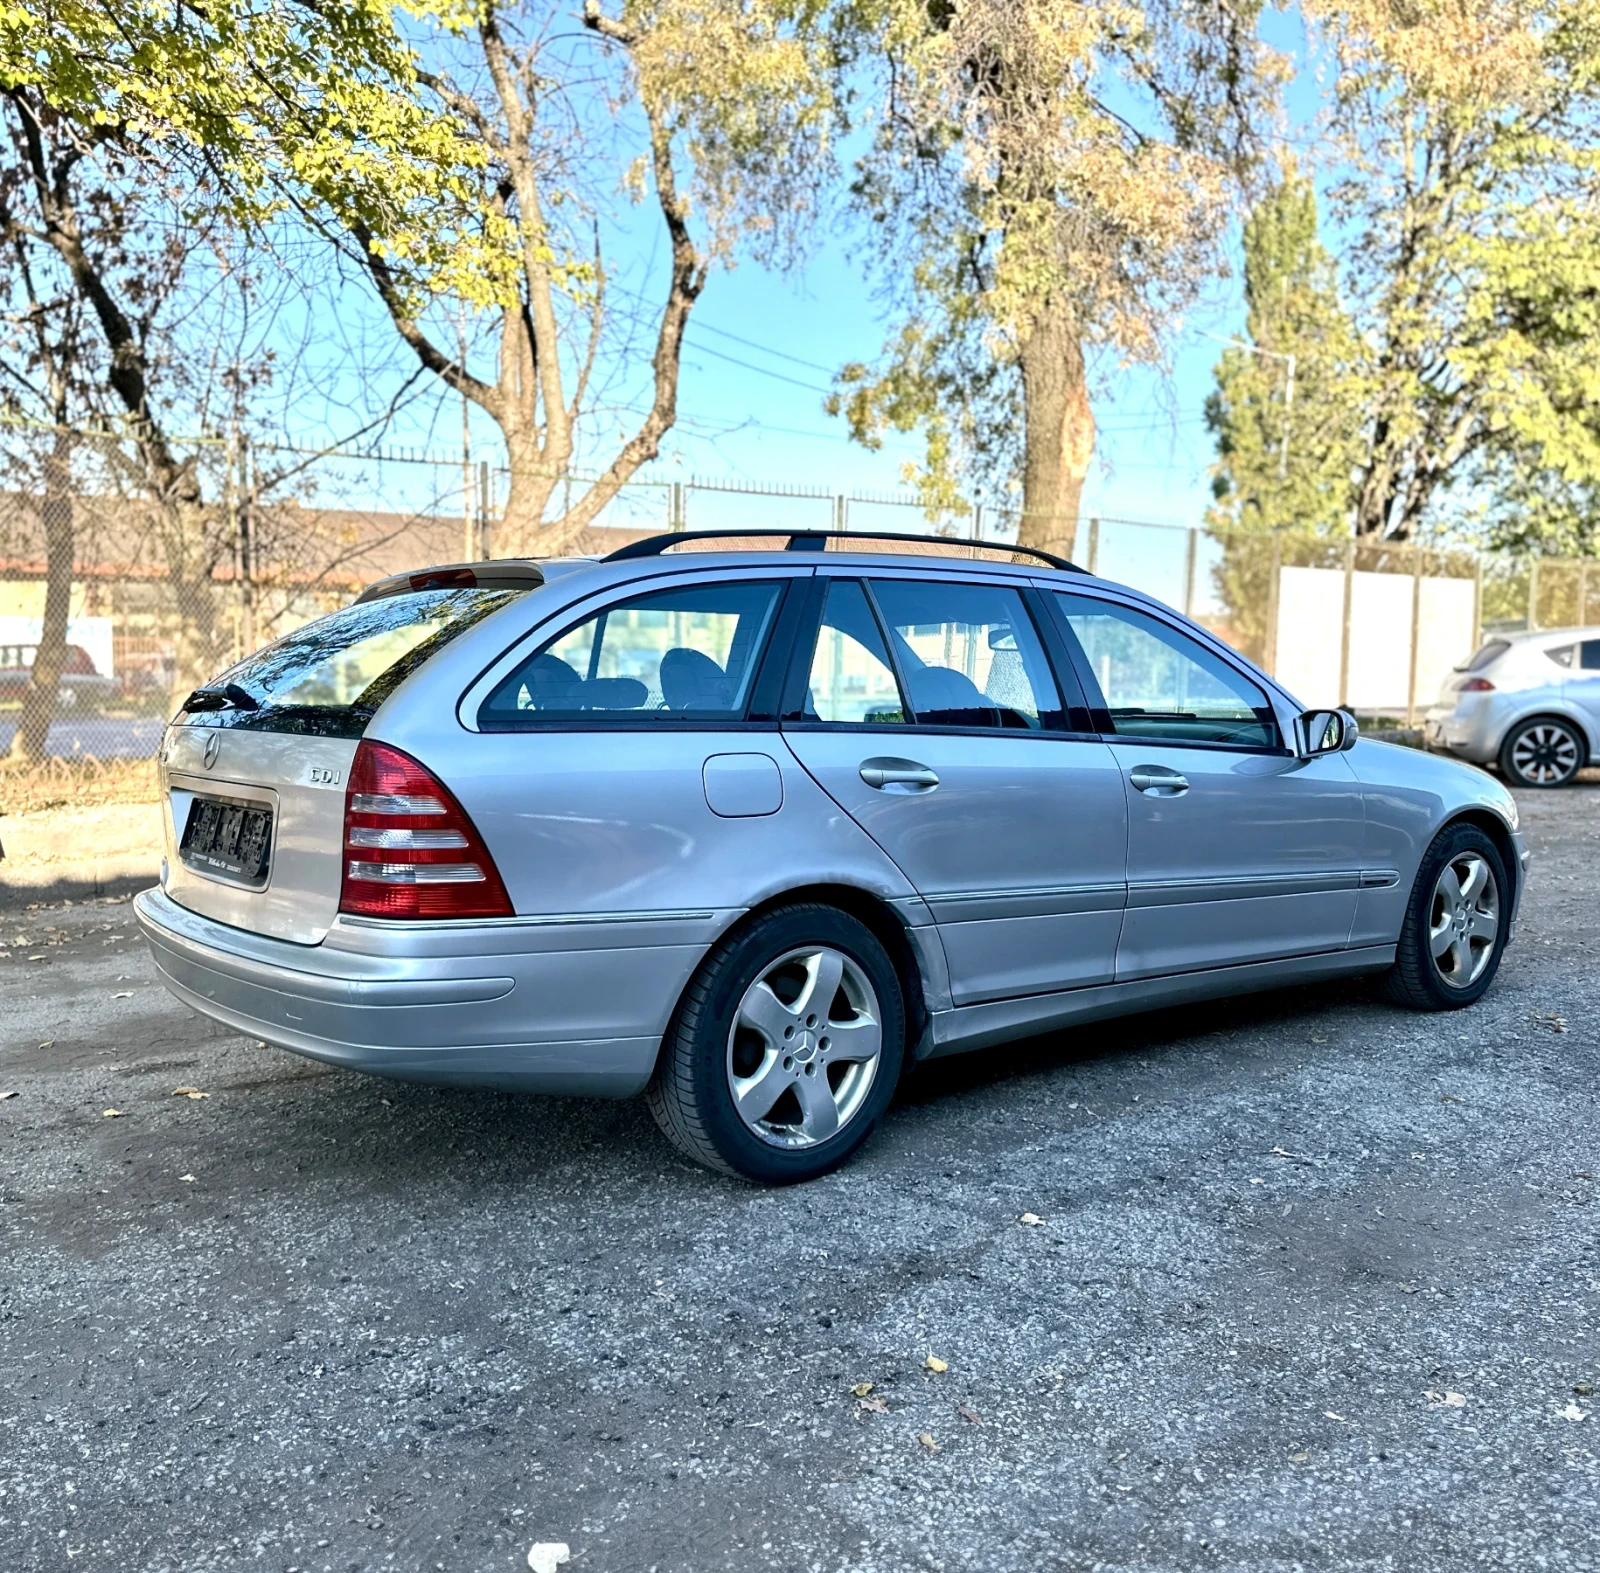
[646,903,907,1183]
[1498,715,1585,788]
[1380,822,1510,1011]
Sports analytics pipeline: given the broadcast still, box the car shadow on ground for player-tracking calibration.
[159,973,1377,1204]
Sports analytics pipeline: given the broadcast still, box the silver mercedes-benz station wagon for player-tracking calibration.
[136,530,1528,1183]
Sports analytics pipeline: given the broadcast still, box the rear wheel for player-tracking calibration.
[1380,823,1508,1010]
[1499,715,1584,787]
[647,904,906,1183]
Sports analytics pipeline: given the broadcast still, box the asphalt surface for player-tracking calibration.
[0,714,165,760]
[2,776,1598,1573]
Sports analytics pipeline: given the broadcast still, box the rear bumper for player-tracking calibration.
[134,886,726,1096]
[1422,709,1496,763]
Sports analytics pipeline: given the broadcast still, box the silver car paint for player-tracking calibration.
[136,549,1527,1098]
[1423,626,1600,765]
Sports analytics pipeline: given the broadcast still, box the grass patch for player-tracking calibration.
[0,754,159,815]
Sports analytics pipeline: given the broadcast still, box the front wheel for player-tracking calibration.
[646,904,907,1183]
[1499,716,1585,788]
[1380,823,1509,1010]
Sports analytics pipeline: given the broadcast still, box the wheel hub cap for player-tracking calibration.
[1427,852,1500,990]
[725,945,882,1150]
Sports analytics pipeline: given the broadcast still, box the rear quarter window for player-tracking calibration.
[185,587,523,737]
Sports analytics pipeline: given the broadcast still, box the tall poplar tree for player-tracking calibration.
[1205,172,1361,536]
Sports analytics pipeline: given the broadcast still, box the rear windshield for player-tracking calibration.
[1455,639,1510,673]
[183,587,523,737]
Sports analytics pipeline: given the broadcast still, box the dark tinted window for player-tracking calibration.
[188,587,522,737]
[1460,639,1512,672]
[869,579,1063,729]
[1580,640,1600,671]
[481,580,781,724]
[1055,593,1280,748]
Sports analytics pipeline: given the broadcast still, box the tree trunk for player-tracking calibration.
[496,416,562,559]
[9,428,75,763]
[1017,299,1095,562]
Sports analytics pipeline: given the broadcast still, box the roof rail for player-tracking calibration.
[601,528,1083,573]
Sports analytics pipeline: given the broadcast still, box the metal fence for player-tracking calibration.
[0,421,1593,768]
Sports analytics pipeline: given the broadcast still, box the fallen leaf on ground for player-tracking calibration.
[925,1355,948,1374]
[0,1090,17,1100]
[957,1403,983,1426]
[1424,1389,1467,1408]
[1560,1403,1588,1422]
[1323,1411,1347,1422]
[1575,1382,1595,1396]
[101,1109,122,1118]
[37,1041,52,1050]
[111,991,132,999]
[1018,1212,1044,1226]
[1438,1092,1461,1103]
[28,954,45,961]
[850,1382,874,1398]
[526,1545,570,1573]
[917,1432,940,1454]
[856,1396,889,1415]
[179,1174,197,1182]
[172,1087,209,1100]
[1288,1450,1311,1463]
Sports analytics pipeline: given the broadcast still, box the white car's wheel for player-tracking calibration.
[1499,716,1584,787]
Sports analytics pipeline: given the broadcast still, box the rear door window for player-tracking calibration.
[868,578,1065,729]
[1579,640,1600,671]
[189,587,523,737]
[796,579,909,725]
[479,580,783,725]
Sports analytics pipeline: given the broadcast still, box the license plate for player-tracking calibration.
[180,795,274,885]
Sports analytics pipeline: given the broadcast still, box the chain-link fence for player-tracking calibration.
[0,421,1593,773]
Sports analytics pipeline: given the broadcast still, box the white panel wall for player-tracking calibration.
[1272,568,1477,712]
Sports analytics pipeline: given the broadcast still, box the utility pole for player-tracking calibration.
[1200,332,1297,481]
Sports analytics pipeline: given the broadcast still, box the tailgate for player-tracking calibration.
[161,725,356,944]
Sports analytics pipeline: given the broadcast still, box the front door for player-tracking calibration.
[1049,591,1366,981]
[780,573,1128,1006]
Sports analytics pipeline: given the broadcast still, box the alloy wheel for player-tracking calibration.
[725,946,882,1149]
[1510,721,1581,785]
[1428,852,1500,990]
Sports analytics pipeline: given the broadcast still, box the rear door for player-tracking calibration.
[1046,591,1365,980]
[1562,637,1600,756]
[779,571,1128,1005]
[161,585,524,943]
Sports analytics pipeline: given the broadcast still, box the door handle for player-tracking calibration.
[1129,765,1189,796]
[859,756,940,791]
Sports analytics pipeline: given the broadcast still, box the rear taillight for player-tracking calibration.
[338,740,512,920]
[1459,677,1496,692]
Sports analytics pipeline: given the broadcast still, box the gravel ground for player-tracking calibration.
[2,780,1598,1573]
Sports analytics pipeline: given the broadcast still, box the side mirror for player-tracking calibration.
[1296,707,1359,755]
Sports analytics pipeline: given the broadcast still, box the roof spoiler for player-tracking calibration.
[602,529,1083,572]
[354,561,546,605]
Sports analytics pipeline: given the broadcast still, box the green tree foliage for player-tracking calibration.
[1310,0,1600,543]
[829,0,1279,557]
[0,1,842,551]
[1204,173,1361,536]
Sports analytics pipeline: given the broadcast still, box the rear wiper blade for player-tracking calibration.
[183,682,260,713]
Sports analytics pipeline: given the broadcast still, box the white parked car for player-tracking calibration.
[1424,628,1600,787]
